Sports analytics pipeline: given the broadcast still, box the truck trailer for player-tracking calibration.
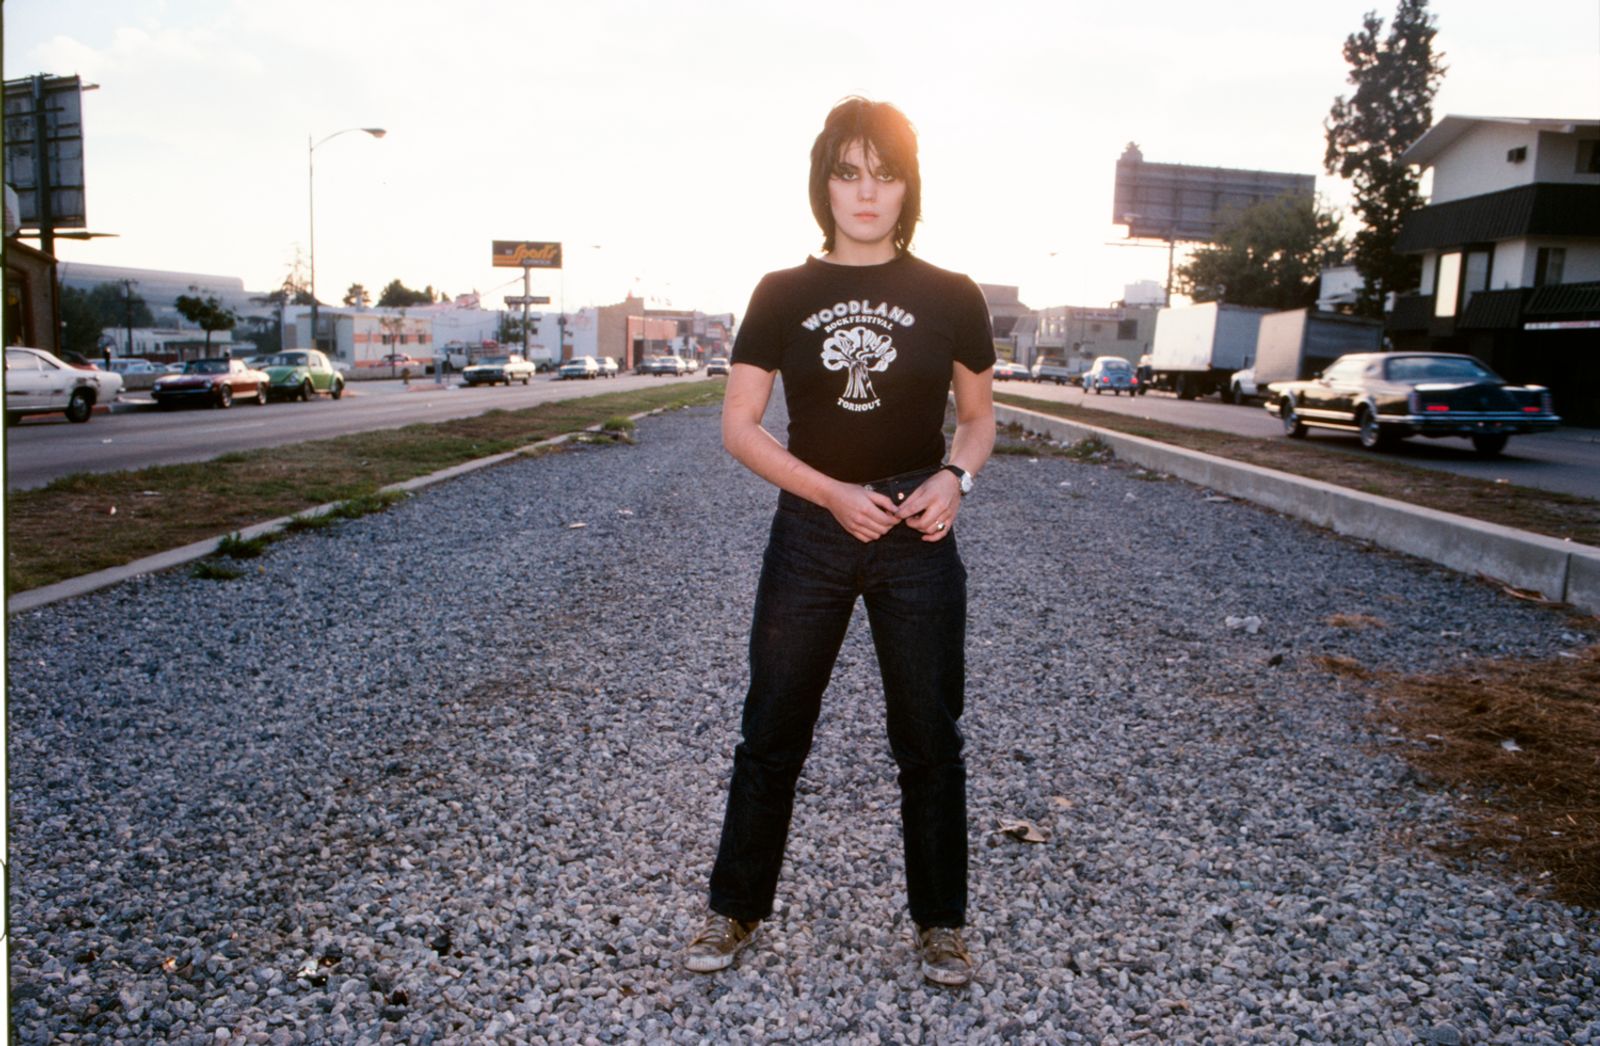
[1251,309,1385,393]
[1148,303,1272,400]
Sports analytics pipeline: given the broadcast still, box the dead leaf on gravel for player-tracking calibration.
[1326,613,1387,630]
[997,819,1049,843]
[1050,796,1073,809]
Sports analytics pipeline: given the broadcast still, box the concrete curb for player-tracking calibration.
[995,402,1600,616]
[6,413,655,615]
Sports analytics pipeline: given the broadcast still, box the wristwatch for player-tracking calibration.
[941,464,973,496]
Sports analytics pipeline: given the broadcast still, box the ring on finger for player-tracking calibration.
[935,521,947,531]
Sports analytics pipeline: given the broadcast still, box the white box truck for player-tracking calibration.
[1149,303,1272,400]
[1252,309,1385,393]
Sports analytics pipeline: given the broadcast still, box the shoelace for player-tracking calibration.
[921,927,969,963]
[691,916,744,949]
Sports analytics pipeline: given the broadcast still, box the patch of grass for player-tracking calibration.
[994,391,1600,546]
[327,491,408,521]
[190,560,244,581]
[282,513,338,534]
[601,416,637,434]
[216,532,272,559]
[1323,647,1600,908]
[6,382,722,592]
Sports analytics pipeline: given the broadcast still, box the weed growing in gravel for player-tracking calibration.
[216,532,272,559]
[282,513,337,534]
[327,491,408,520]
[190,560,244,581]
[602,416,636,434]
[1324,645,1600,908]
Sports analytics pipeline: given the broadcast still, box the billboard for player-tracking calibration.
[3,74,89,229]
[1112,144,1313,243]
[492,240,563,269]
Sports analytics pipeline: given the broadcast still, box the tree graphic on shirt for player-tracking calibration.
[821,326,897,405]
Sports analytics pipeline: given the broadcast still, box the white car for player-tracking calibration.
[5,347,122,425]
[558,356,601,380]
[106,357,164,375]
[1226,367,1264,404]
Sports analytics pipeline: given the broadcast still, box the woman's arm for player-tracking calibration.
[897,360,996,541]
[722,362,901,542]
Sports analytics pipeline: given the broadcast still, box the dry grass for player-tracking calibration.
[993,391,1600,547]
[1321,647,1600,908]
[6,384,722,592]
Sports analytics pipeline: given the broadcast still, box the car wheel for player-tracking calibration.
[255,385,268,406]
[331,379,344,400]
[1471,433,1509,457]
[215,385,233,409]
[523,375,530,385]
[1357,406,1396,451]
[1281,397,1307,439]
[1222,384,1238,405]
[65,389,96,423]
[299,380,313,402]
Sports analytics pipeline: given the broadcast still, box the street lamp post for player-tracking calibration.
[308,127,386,352]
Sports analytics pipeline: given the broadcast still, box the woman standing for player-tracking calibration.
[684,97,995,986]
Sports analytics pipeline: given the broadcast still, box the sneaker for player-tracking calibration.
[917,925,973,986]
[682,912,759,973]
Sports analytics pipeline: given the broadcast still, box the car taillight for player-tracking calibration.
[1425,404,1450,412]
[1523,406,1541,413]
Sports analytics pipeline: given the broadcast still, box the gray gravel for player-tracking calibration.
[8,402,1599,1044]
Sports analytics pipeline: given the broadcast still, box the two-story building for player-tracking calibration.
[1388,116,1600,423]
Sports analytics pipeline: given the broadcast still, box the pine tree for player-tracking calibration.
[1324,0,1446,317]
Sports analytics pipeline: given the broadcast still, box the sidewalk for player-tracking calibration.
[6,404,1596,1042]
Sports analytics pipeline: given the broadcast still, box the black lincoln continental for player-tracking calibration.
[1265,352,1560,457]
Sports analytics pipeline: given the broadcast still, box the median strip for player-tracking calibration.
[5,383,723,600]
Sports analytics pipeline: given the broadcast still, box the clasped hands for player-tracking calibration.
[826,470,961,544]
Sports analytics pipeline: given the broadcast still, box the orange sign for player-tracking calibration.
[492,240,563,269]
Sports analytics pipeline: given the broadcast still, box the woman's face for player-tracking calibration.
[828,139,905,254]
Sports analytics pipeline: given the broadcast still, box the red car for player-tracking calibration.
[151,357,270,409]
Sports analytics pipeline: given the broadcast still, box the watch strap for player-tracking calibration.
[941,464,972,495]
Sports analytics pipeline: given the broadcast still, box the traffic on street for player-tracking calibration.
[5,368,721,491]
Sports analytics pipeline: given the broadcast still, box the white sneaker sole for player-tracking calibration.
[920,960,972,986]
[682,929,756,973]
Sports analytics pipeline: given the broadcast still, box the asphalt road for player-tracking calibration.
[1001,379,1600,500]
[3,372,712,491]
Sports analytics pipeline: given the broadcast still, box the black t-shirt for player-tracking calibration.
[731,253,995,484]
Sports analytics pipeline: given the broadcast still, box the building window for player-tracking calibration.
[1578,140,1600,174]
[1535,247,1566,287]
[1434,252,1461,317]
[1461,248,1491,311]
[1118,319,1137,340]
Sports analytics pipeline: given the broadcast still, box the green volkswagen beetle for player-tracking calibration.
[253,350,346,401]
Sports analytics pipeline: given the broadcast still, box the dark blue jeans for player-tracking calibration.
[708,490,969,928]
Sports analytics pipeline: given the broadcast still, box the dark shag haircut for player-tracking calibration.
[808,97,921,255]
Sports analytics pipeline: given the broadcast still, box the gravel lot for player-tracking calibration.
[8,402,1598,1044]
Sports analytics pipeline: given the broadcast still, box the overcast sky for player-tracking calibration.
[7,0,1597,317]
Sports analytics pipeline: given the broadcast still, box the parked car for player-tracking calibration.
[381,353,424,368]
[645,356,688,376]
[558,356,601,380]
[596,356,619,378]
[1226,366,1265,404]
[106,357,162,375]
[5,346,117,424]
[462,354,535,385]
[1080,356,1138,395]
[1030,358,1075,385]
[683,357,701,374]
[253,349,346,401]
[151,357,270,409]
[993,361,1030,382]
[1265,352,1560,457]
[705,356,731,377]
